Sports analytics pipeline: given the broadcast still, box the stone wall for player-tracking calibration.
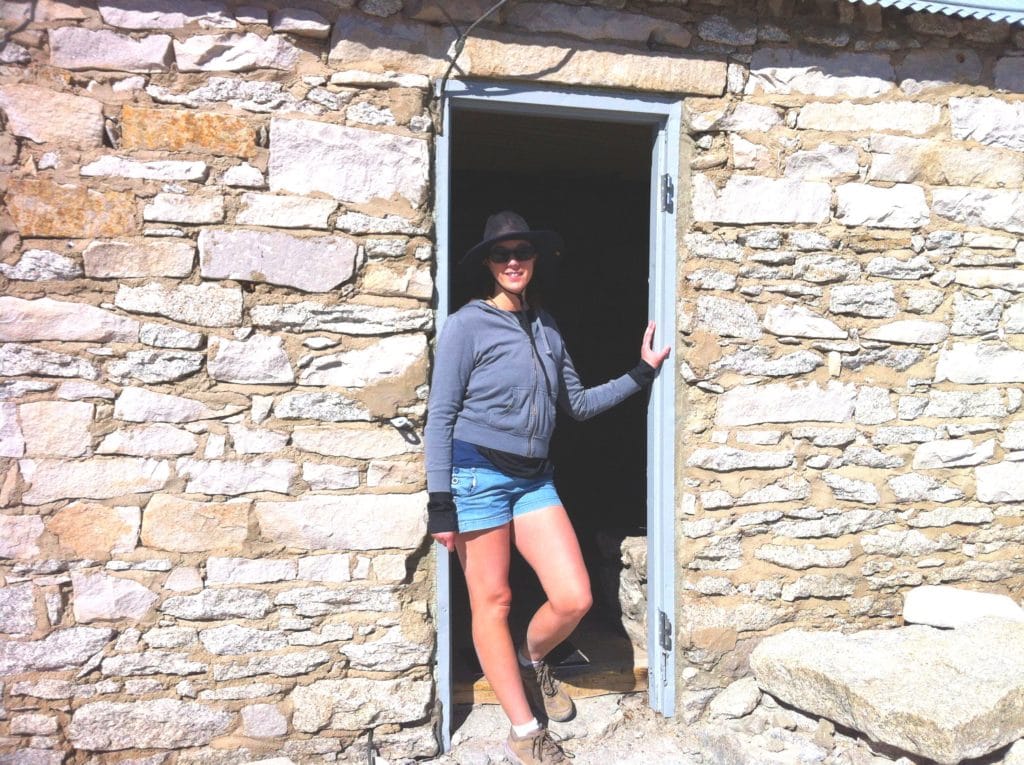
[1,0,1024,761]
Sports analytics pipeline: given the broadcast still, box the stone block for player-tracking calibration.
[241,703,288,737]
[270,7,330,37]
[115,282,243,327]
[862,320,948,345]
[206,557,296,584]
[996,56,1024,92]
[327,11,454,74]
[751,621,1024,764]
[508,2,690,47]
[976,461,1024,502]
[709,348,823,377]
[177,458,296,495]
[274,392,371,422]
[932,187,1024,234]
[904,585,1024,628]
[200,624,287,655]
[291,425,420,459]
[114,387,244,423]
[212,649,329,679]
[84,240,195,279]
[829,284,896,318]
[106,351,204,384]
[755,543,852,570]
[686,447,793,471]
[935,342,1024,384]
[174,33,300,71]
[763,305,846,339]
[0,403,24,458]
[199,229,357,292]
[255,492,427,550]
[98,0,234,29]
[48,502,140,558]
[208,335,294,384]
[68,700,233,750]
[297,553,351,583]
[161,588,271,620]
[251,301,432,335]
[229,425,289,454]
[896,49,982,94]
[71,571,158,622]
[236,193,336,229]
[81,156,208,181]
[0,344,98,380]
[797,101,941,135]
[6,180,135,239]
[290,676,431,731]
[0,583,37,636]
[141,495,249,552]
[20,457,169,505]
[717,381,856,426]
[694,295,761,340]
[268,118,428,209]
[950,97,1024,152]
[836,183,929,229]
[747,49,893,96]
[952,293,1002,336]
[888,473,964,503]
[461,35,726,95]
[19,401,93,457]
[0,515,44,560]
[342,624,431,671]
[0,627,114,675]
[143,194,225,224]
[0,250,83,282]
[823,472,879,503]
[121,105,256,157]
[361,263,432,300]
[49,27,173,71]
[867,134,1024,187]
[298,334,427,386]
[302,463,360,490]
[0,85,104,148]
[0,297,138,344]
[692,175,830,224]
[955,269,1024,292]
[784,142,859,181]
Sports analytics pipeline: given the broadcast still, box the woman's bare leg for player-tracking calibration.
[455,524,533,725]
[512,505,593,662]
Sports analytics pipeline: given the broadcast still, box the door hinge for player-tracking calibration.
[658,609,672,653]
[660,173,674,213]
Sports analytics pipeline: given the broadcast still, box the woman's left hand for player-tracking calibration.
[640,320,671,370]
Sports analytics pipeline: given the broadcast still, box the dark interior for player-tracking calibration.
[447,108,654,696]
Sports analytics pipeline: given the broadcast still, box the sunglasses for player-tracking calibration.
[487,244,537,264]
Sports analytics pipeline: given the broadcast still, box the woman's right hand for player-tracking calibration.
[432,532,456,552]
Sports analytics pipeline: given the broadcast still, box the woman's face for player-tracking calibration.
[485,238,535,295]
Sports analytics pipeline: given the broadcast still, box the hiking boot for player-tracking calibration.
[504,726,574,764]
[521,659,575,722]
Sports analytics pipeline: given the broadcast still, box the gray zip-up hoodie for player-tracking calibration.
[424,299,641,493]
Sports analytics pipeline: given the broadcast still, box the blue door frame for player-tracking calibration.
[432,80,680,750]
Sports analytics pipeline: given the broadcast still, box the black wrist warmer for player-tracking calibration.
[628,359,658,387]
[427,491,458,534]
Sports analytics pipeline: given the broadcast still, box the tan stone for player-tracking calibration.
[19,401,93,457]
[141,494,249,553]
[0,297,139,343]
[0,85,104,148]
[19,458,170,505]
[121,105,256,158]
[48,502,140,559]
[6,180,136,238]
[83,240,195,279]
[0,514,44,559]
[461,36,726,95]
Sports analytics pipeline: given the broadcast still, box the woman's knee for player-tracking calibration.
[551,585,592,621]
[470,584,514,621]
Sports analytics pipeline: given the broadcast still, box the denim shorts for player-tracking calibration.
[451,466,563,533]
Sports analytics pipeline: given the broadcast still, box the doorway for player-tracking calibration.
[434,83,679,748]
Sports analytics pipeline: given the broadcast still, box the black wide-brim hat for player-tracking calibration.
[459,210,564,269]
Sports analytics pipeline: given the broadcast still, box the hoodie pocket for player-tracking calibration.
[487,386,533,435]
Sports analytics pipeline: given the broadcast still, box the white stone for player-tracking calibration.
[302,462,360,490]
[692,174,830,224]
[270,7,330,37]
[329,70,429,89]
[255,492,427,550]
[199,229,357,293]
[0,582,36,635]
[139,323,204,350]
[20,457,169,505]
[362,262,432,300]
[0,250,83,281]
[97,424,198,456]
[717,381,856,426]
[82,156,207,181]
[867,133,1024,187]
[68,699,233,750]
[976,461,1024,502]
[763,305,846,339]
[208,335,294,384]
[98,0,234,29]
[863,320,948,345]
[836,183,929,229]
[106,350,205,384]
[161,588,271,620]
[0,85,105,148]
[292,425,419,459]
[273,392,371,423]
[950,97,1024,152]
[49,27,173,72]
[0,344,99,380]
[867,254,935,280]
[341,624,430,671]
[0,626,115,675]
[0,296,139,343]
[0,403,25,458]
[0,515,44,559]
[299,334,426,386]
[114,387,242,423]
[932,187,1024,234]
[746,50,894,97]
[755,542,852,569]
[290,676,431,731]
[955,269,1024,293]
[1005,302,1024,333]
[829,284,896,318]
[84,240,195,279]
[856,386,896,425]
[889,473,965,503]
[297,553,351,583]
[687,447,794,471]
[910,506,994,527]
[115,282,243,327]
[797,102,942,135]
[709,347,823,378]
[784,143,859,180]
[336,211,429,236]
[222,163,265,188]
[200,624,287,655]
[952,294,1003,336]
[904,585,1024,629]
[19,401,93,457]
[935,343,1024,384]
[251,301,432,335]
[269,118,429,209]
[242,703,288,737]
[236,193,336,229]
[207,557,296,585]
[71,571,158,623]
[229,425,288,454]
[177,458,296,495]
[508,2,689,47]
[144,193,224,224]
[823,472,879,504]
[174,33,300,71]
[695,296,761,340]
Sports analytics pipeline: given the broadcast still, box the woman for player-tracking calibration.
[425,211,670,765]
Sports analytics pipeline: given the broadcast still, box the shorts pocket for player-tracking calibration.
[450,468,476,497]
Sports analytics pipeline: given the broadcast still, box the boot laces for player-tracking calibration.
[531,729,574,762]
[537,661,557,697]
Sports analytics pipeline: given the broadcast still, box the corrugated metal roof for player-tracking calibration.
[853,0,1024,24]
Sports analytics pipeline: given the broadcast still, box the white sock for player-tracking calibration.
[512,718,540,737]
[517,646,542,668]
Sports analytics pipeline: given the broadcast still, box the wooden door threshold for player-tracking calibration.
[455,663,649,705]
